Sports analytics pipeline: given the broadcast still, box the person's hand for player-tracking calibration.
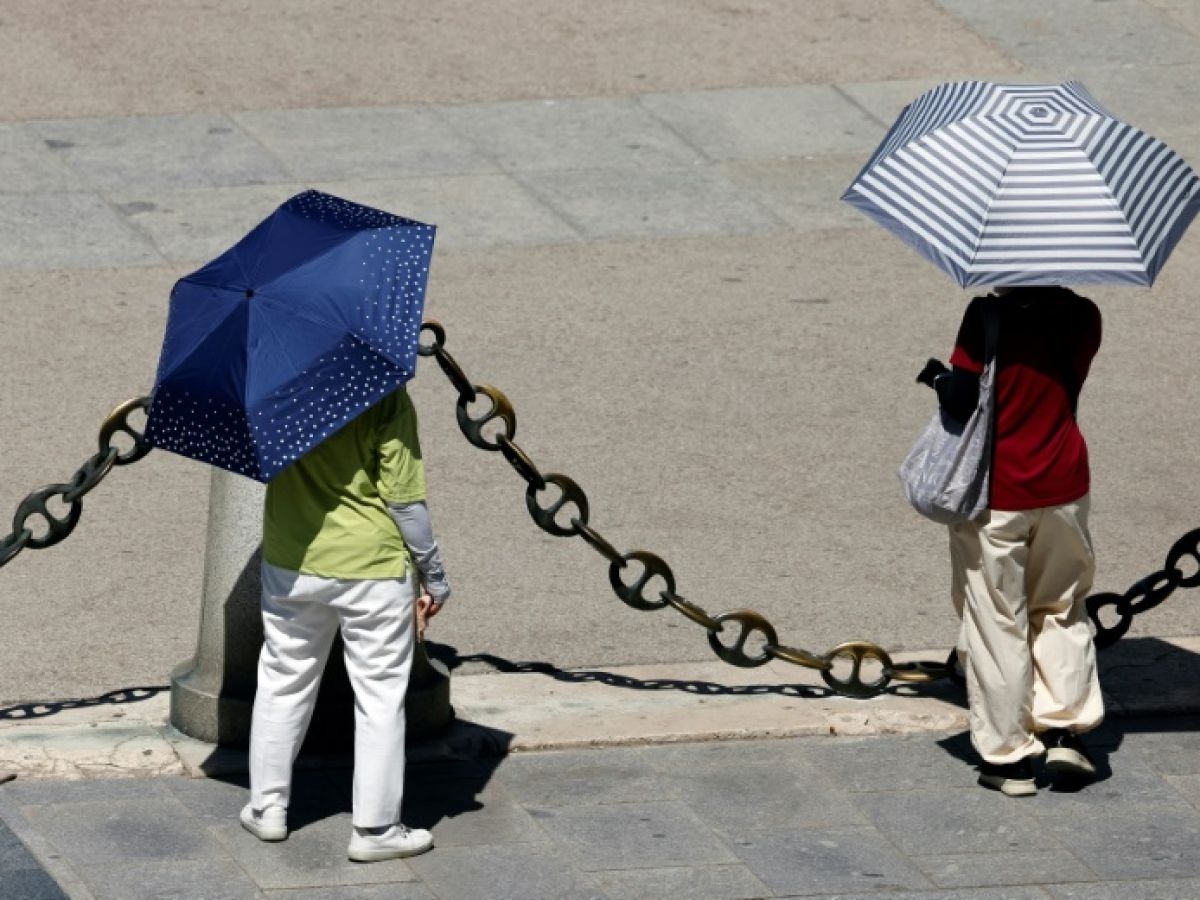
[916,357,949,387]
[415,592,445,639]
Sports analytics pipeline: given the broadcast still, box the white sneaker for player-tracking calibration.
[240,804,288,842]
[348,824,434,862]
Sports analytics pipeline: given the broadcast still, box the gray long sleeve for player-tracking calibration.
[386,500,451,603]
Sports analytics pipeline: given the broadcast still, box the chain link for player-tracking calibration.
[3,320,1189,697]
[0,397,151,570]
[1086,526,1200,650]
[418,318,1196,699]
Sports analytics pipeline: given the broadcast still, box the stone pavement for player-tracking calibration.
[2,714,1200,899]
[2,0,1200,897]
[6,0,1200,701]
[0,636,1198,897]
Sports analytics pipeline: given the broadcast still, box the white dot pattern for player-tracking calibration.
[144,190,436,482]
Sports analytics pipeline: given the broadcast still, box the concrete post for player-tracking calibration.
[169,468,453,749]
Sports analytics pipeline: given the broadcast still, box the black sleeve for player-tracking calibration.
[934,367,980,421]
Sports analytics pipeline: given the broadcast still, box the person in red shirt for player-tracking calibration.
[916,285,1104,797]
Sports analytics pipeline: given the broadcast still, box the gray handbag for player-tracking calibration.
[898,300,1000,524]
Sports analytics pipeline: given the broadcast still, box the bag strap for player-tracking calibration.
[981,295,1001,364]
[1054,304,1081,417]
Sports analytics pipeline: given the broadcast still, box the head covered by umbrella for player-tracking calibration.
[144,190,436,482]
[842,81,1200,287]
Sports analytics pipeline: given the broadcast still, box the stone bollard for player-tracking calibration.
[170,468,453,750]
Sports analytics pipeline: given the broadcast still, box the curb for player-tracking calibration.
[1,636,1197,780]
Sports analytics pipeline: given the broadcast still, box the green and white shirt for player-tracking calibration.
[263,389,426,580]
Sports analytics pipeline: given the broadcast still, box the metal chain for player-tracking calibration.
[419,320,958,699]
[0,397,151,570]
[1086,528,1200,649]
[0,324,1188,699]
[419,319,1196,698]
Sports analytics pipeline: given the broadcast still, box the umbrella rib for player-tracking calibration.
[966,135,1031,276]
[244,307,308,415]
[152,292,246,386]
[243,294,410,406]
[255,226,365,291]
[244,210,284,288]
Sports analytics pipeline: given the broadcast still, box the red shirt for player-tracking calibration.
[949,287,1101,511]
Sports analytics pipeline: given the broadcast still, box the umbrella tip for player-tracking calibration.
[245,288,255,299]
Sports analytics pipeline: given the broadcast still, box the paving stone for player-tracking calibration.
[0,0,1021,122]
[4,774,173,808]
[259,885,434,899]
[0,126,88,192]
[1043,810,1200,880]
[642,741,870,833]
[0,817,39,870]
[494,745,684,808]
[592,863,771,900]
[110,182,305,265]
[837,79,952,129]
[77,858,262,900]
[210,815,418,890]
[402,778,547,847]
[718,157,869,233]
[0,867,68,900]
[233,106,499,182]
[405,843,606,900]
[934,0,1200,70]
[1117,727,1200,776]
[519,167,782,240]
[855,787,1053,856]
[537,800,738,871]
[21,797,227,866]
[347,753,545,848]
[640,85,886,162]
[162,770,348,830]
[1165,775,1200,810]
[437,96,704,172]
[0,192,163,269]
[913,849,1096,890]
[28,113,289,191]
[1028,765,1196,818]
[800,731,981,793]
[159,772,252,826]
[1047,878,1200,899]
[1147,0,1200,36]
[729,824,933,896]
[824,890,1049,900]
[313,175,579,250]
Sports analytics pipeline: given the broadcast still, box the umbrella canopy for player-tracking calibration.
[842,81,1200,287]
[144,190,436,482]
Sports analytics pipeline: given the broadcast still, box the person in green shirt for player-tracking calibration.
[239,387,451,862]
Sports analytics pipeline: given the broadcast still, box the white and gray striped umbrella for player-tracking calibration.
[842,81,1200,287]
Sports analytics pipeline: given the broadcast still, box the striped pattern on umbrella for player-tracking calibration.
[842,81,1200,287]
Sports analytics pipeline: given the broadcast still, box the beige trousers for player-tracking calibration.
[949,495,1104,764]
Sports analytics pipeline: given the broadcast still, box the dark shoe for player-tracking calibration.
[1042,729,1097,781]
[978,758,1037,797]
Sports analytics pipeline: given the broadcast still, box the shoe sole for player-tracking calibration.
[1045,747,1097,779]
[978,774,1037,797]
[348,842,433,862]
[240,819,287,842]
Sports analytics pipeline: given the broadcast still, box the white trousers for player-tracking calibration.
[249,562,415,828]
[949,495,1104,764]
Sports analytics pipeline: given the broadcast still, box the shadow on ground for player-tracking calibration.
[0,686,168,721]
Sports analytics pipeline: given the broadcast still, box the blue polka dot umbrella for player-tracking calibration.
[842,81,1200,287]
[144,190,436,482]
